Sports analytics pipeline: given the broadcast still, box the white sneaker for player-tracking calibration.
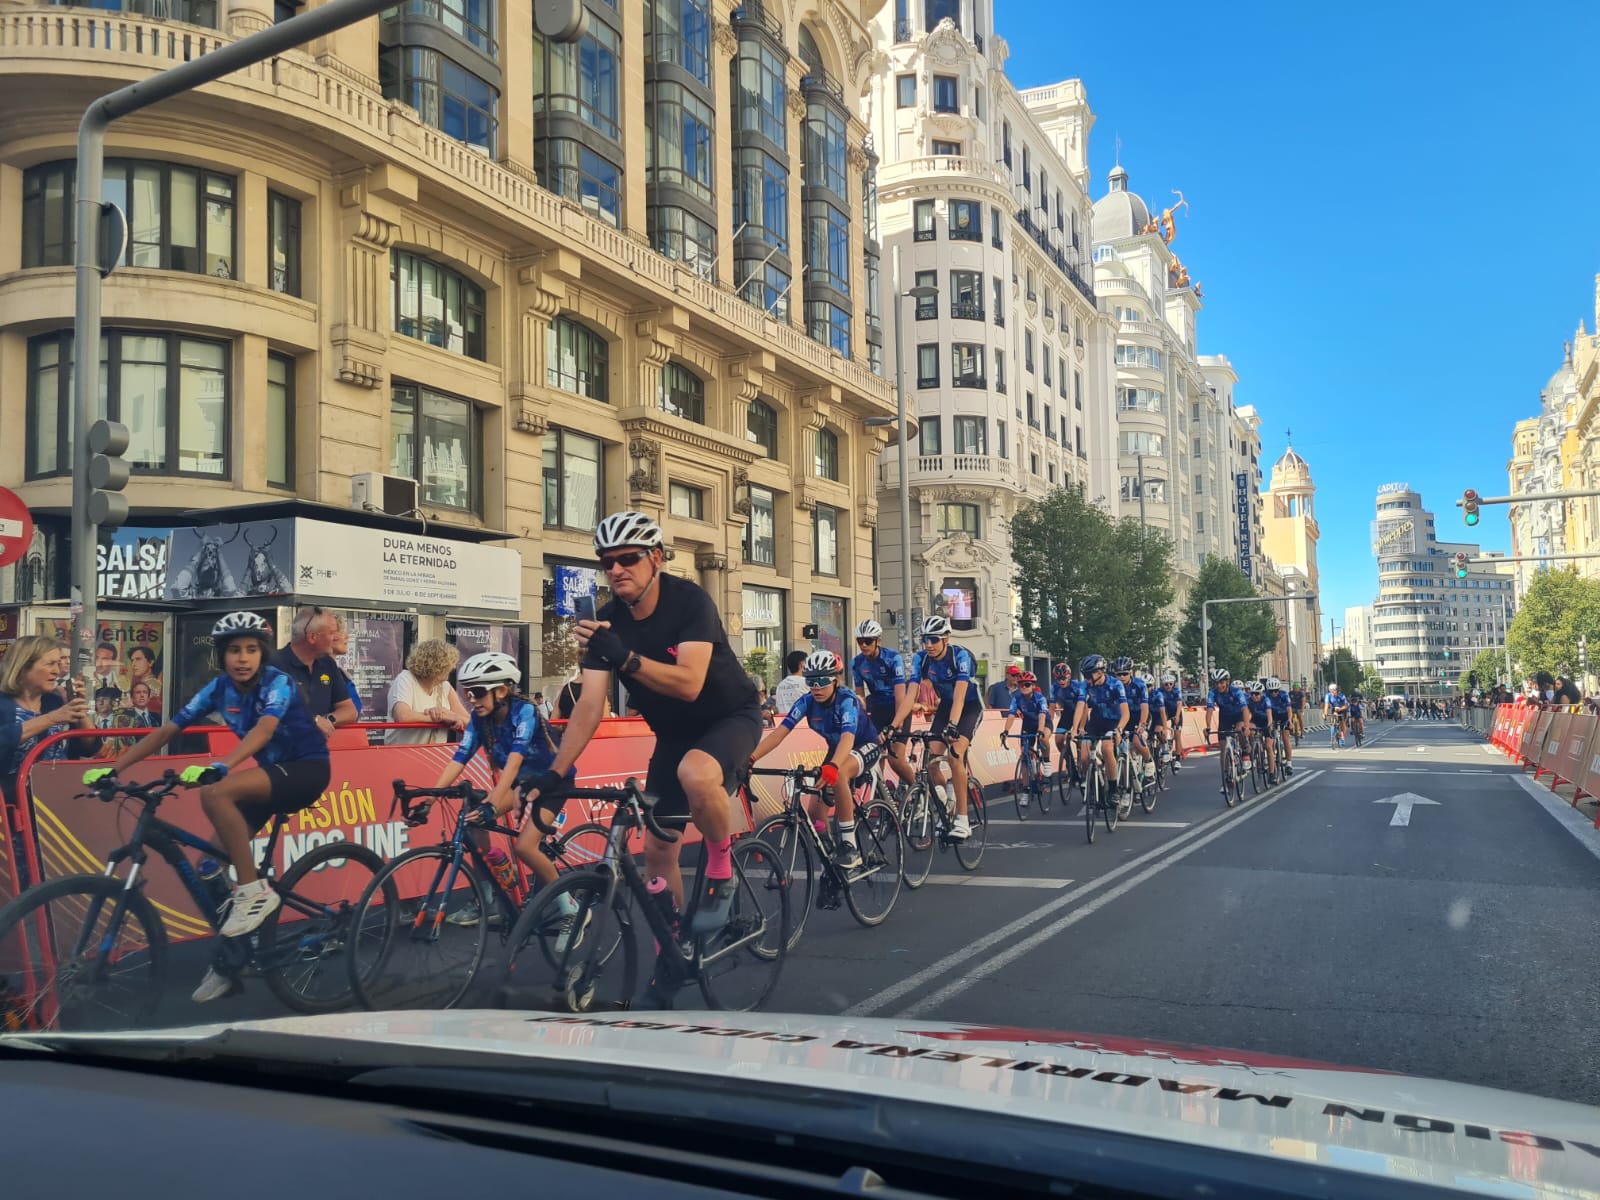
[220,880,280,938]
[949,815,971,841]
[191,967,237,1004]
[556,907,592,953]
[1017,795,1030,810]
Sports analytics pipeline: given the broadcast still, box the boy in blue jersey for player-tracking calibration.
[1070,655,1129,791]
[88,613,331,1001]
[750,649,878,869]
[1206,668,1253,794]
[1001,672,1049,810]
[1153,670,1185,769]
[1265,677,1293,776]
[910,615,977,840]
[1244,680,1277,777]
[850,618,915,793]
[1050,662,1085,776]
[1322,682,1351,745]
[1113,657,1156,786]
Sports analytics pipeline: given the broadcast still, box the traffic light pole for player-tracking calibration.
[1465,552,1600,565]
[1457,487,1600,511]
[1201,592,1316,685]
[68,0,405,682]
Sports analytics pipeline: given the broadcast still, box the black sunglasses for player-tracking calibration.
[805,674,837,687]
[856,637,878,646]
[464,685,495,700]
[598,550,648,571]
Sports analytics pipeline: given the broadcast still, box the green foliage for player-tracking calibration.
[1177,555,1281,681]
[1319,648,1362,695]
[1009,487,1176,667]
[1505,567,1600,678]
[743,649,776,688]
[1360,667,1387,698]
[1465,647,1509,691]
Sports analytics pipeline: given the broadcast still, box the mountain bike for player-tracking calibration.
[0,770,394,1031]
[900,731,988,878]
[747,763,903,951]
[502,778,790,1013]
[1003,729,1047,818]
[1077,732,1120,843]
[344,780,612,1010]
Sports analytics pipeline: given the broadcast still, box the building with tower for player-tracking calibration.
[1261,441,1323,686]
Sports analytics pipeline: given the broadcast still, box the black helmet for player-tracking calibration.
[1111,656,1134,675]
[1079,654,1107,675]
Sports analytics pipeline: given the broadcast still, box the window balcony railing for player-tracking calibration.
[894,19,912,42]
[914,227,937,243]
[949,301,984,321]
[952,373,986,389]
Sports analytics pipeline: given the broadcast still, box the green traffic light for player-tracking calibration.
[1465,512,1480,526]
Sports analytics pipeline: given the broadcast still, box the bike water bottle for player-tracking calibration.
[196,857,233,915]
[646,876,680,942]
[485,847,519,894]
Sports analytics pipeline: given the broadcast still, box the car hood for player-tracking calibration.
[13,1010,1600,1199]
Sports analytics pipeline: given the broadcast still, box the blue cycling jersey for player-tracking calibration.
[1207,684,1249,721]
[173,666,328,767]
[911,645,977,704]
[1348,700,1365,717]
[1122,676,1149,719]
[782,687,877,752]
[1008,689,1050,730]
[1082,678,1129,722]
[1154,684,1183,716]
[1325,691,1349,711]
[852,647,908,702]
[452,697,558,781]
[1247,694,1271,722]
[1267,691,1291,717]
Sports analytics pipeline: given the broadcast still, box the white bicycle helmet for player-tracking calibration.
[211,611,274,649]
[593,510,664,554]
[855,618,883,640]
[1266,676,1283,691]
[1161,671,1178,685]
[1247,679,1266,695]
[803,649,843,677]
[458,651,521,688]
[1138,671,1156,687]
[920,615,953,639]
[1209,668,1231,685]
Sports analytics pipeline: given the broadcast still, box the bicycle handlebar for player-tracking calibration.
[78,770,185,804]
[390,779,487,827]
[526,777,679,844]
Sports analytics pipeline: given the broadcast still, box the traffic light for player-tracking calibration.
[1463,489,1480,527]
[1454,552,1468,579]
[1443,648,1451,660]
[87,418,130,528]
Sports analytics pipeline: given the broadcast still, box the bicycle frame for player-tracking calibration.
[767,765,889,886]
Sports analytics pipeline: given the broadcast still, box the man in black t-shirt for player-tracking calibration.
[524,512,760,942]
[273,606,358,741]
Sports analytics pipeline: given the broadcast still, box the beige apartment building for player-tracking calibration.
[0,0,895,700]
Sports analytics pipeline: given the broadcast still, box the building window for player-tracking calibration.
[1029,453,1039,476]
[803,98,849,196]
[733,148,789,252]
[391,383,481,511]
[745,485,776,566]
[1074,369,1083,410]
[391,250,486,360]
[815,427,840,480]
[992,275,1004,326]
[806,301,851,357]
[543,427,603,531]
[1044,403,1054,436]
[266,353,294,490]
[1119,387,1165,412]
[1118,431,1166,457]
[1058,357,1068,399]
[997,419,1008,459]
[803,200,851,294]
[953,415,986,456]
[546,315,609,401]
[931,139,961,156]
[938,502,980,536]
[914,270,938,319]
[747,399,779,458]
[950,343,985,388]
[990,205,1003,249]
[63,0,221,22]
[648,205,717,280]
[1042,354,1052,388]
[919,415,942,456]
[659,362,706,423]
[646,0,711,85]
[23,160,235,277]
[734,39,787,146]
[932,74,958,113]
[814,504,840,576]
[27,330,229,480]
[914,199,936,241]
[948,199,980,240]
[1115,344,1164,368]
[950,269,982,320]
[646,80,715,204]
[1075,426,1084,457]
[669,481,706,521]
[1024,329,1035,373]
[1048,463,1056,484]
[916,344,939,388]
[380,46,497,153]
[267,191,300,296]
[896,73,916,108]
[533,17,620,139]
[542,139,623,226]
[995,348,1006,394]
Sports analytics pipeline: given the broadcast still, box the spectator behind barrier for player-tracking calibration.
[386,639,469,745]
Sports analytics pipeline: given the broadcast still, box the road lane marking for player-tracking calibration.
[1113,821,1191,829]
[924,876,1073,889]
[1511,773,1600,865]
[892,770,1328,1019]
[1375,792,1440,826]
[844,770,1325,1018]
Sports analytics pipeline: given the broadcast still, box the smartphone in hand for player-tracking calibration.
[574,593,597,623]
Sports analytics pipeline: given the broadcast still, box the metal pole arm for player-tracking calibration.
[1467,552,1600,565]
[1459,488,1600,507]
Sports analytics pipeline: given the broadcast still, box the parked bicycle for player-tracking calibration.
[0,770,394,1031]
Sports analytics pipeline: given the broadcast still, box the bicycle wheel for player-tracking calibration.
[504,869,637,1013]
[1036,748,1053,814]
[1083,763,1098,844]
[0,874,167,1032]
[1011,757,1031,820]
[844,800,903,927]
[753,813,813,951]
[260,840,393,1014]
[955,779,987,870]
[1139,759,1158,812]
[345,845,485,1012]
[899,785,936,889]
[1103,764,1121,833]
[1221,741,1238,808]
[697,836,789,1012]
[554,822,611,871]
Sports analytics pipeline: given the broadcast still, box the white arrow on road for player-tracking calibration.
[1375,792,1441,827]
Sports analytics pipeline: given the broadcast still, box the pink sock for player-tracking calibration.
[704,837,733,880]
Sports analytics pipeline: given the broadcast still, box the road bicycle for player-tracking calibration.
[1149,721,1177,791]
[344,780,613,1010]
[0,770,394,1031]
[502,778,790,1013]
[1328,713,1347,749]
[1076,732,1121,842]
[1350,715,1366,748]
[1115,729,1154,815]
[1214,728,1248,808]
[1002,729,1048,818]
[747,762,903,951]
[1050,732,1083,814]
[898,731,988,882]
[1289,709,1304,746]
[1245,726,1272,794]
[1271,722,1294,781]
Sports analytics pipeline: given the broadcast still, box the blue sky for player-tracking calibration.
[999,0,1600,625]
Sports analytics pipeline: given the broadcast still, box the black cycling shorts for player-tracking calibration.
[851,740,883,774]
[646,707,764,822]
[930,699,981,743]
[1083,715,1121,739]
[867,699,909,744]
[239,757,332,835]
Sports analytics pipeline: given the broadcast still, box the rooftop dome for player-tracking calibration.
[1271,444,1313,489]
[1092,164,1151,242]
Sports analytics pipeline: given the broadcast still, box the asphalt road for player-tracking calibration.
[112,717,1600,1109]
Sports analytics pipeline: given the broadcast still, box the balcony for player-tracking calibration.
[878,453,1016,492]
[949,301,984,321]
[951,373,986,389]
[879,155,1008,194]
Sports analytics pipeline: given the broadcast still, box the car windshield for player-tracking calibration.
[3,0,1599,1191]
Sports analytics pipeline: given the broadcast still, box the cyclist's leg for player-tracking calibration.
[938,702,980,822]
[679,711,763,931]
[201,770,278,886]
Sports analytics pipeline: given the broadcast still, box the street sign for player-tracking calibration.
[0,486,35,569]
[97,202,128,277]
[1375,792,1440,827]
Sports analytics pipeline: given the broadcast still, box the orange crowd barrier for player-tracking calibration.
[1477,702,1600,827]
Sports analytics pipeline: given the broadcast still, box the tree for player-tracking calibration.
[743,648,776,688]
[1360,667,1387,698]
[1465,647,1508,691]
[1177,555,1279,682]
[1319,648,1362,695]
[1009,486,1176,666]
[1506,566,1600,678]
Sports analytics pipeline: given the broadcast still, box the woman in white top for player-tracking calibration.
[386,639,470,744]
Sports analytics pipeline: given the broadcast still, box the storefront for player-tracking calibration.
[742,585,787,687]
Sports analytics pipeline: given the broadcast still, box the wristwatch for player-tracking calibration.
[620,652,643,676]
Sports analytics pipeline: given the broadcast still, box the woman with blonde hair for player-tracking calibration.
[386,638,469,745]
[1,635,100,810]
